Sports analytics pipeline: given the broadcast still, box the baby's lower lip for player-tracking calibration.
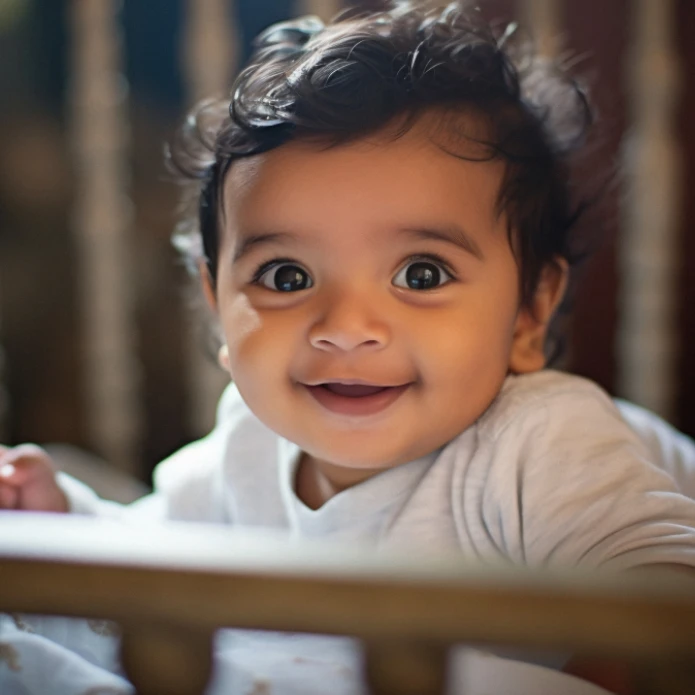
[303,383,410,417]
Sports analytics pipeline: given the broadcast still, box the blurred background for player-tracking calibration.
[0,0,693,490]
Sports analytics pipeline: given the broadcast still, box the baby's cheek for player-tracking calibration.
[430,340,508,416]
[221,293,263,355]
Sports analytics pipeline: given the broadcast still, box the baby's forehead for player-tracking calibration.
[217,121,510,261]
[223,107,499,198]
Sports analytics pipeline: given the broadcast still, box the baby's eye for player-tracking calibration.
[256,263,314,292]
[392,259,453,290]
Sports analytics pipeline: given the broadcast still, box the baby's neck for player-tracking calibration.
[294,452,383,510]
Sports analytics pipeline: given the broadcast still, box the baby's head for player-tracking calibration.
[170,1,592,474]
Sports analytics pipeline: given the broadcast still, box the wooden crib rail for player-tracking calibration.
[1,513,695,695]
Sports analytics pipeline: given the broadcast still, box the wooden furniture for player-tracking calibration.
[1,514,695,695]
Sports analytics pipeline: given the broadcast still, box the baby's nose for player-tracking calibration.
[308,292,391,353]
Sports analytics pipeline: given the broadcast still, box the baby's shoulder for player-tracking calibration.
[476,369,620,444]
[155,382,278,488]
[460,370,659,506]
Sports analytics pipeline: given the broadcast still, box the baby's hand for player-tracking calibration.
[0,444,68,512]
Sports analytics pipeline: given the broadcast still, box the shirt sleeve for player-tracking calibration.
[57,428,233,523]
[616,398,695,499]
[57,382,242,523]
[56,471,139,517]
[481,382,695,571]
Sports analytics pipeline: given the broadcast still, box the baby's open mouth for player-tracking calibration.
[303,381,410,416]
[317,383,389,398]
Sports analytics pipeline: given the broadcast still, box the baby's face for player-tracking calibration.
[214,119,541,475]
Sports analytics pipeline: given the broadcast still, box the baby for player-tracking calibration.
[2,2,695,694]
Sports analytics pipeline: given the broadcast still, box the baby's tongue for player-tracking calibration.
[323,383,386,397]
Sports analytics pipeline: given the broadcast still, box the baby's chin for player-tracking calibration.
[302,439,436,473]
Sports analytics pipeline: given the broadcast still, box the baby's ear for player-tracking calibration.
[508,258,568,374]
[199,261,218,313]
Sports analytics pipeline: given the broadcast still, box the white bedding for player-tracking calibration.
[1,614,611,695]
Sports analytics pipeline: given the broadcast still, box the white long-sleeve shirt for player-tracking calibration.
[61,369,695,570]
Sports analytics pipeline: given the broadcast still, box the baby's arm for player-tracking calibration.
[616,398,695,498]
[0,443,151,517]
[0,422,235,521]
[0,382,244,521]
[0,444,68,513]
[482,382,695,694]
[484,386,695,571]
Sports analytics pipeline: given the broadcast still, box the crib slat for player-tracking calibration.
[69,0,142,474]
[363,640,447,695]
[120,625,214,695]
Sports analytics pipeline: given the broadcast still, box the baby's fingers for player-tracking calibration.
[0,477,19,509]
[0,446,20,508]
[0,444,54,484]
[0,444,66,512]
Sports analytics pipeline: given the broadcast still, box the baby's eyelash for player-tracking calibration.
[249,253,457,284]
[402,253,458,278]
[250,258,300,283]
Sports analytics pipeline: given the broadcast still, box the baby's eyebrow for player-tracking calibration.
[232,226,484,262]
[232,231,298,263]
[399,226,485,261]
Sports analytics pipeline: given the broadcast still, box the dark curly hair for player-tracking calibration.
[168,0,593,356]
